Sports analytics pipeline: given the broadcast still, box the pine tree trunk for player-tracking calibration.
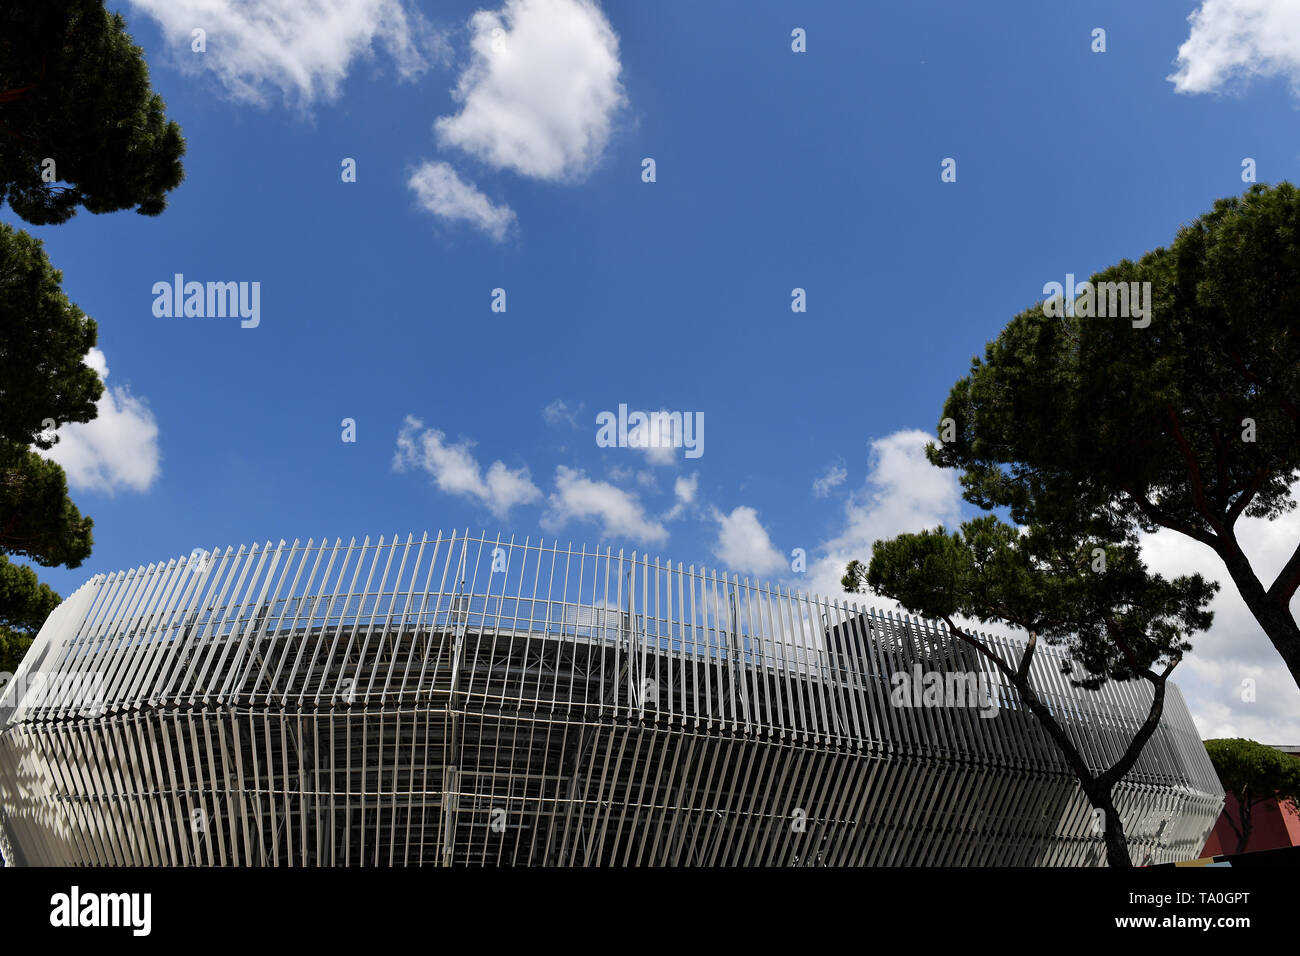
[1220,542,1300,689]
[1098,797,1133,868]
[1235,803,1253,855]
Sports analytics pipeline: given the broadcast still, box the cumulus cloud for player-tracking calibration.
[1169,0,1300,96]
[674,473,699,506]
[543,465,667,543]
[662,473,699,521]
[1139,485,1300,740]
[40,349,160,494]
[408,161,517,241]
[626,411,684,466]
[801,430,964,603]
[393,415,540,516]
[542,398,583,428]
[712,505,786,577]
[125,0,443,106]
[435,0,625,181]
[812,463,848,498]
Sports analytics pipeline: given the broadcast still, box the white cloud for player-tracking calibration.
[712,506,786,577]
[393,415,540,516]
[40,349,160,494]
[626,411,679,466]
[543,465,667,543]
[435,0,625,181]
[674,473,698,506]
[408,161,517,241]
[1169,0,1300,96]
[812,463,848,498]
[662,473,698,521]
[126,0,442,106]
[1139,484,1300,741]
[801,430,964,603]
[84,349,108,380]
[542,398,583,428]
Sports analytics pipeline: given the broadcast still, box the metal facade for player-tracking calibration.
[0,532,1223,866]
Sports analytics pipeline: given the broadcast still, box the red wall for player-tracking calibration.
[1202,791,1300,856]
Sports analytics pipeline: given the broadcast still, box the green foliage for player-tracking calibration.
[0,224,103,447]
[1205,738,1300,852]
[0,555,60,673]
[0,224,98,568]
[0,631,32,677]
[928,183,1300,685]
[847,516,1217,688]
[0,2,181,673]
[846,515,1216,866]
[0,448,94,569]
[1205,738,1300,810]
[0,0,185,224]
[933,184,1300,534]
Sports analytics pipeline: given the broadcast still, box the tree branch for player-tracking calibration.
[1122,484,1221,549]
[1097,669,1170,790]
[1226,465,1274,525]
[943,615,1100,791]
[1267,537,1300,606]
[1164,406,1225,535]
[1017,630,1037,682]
[0,83,38,103]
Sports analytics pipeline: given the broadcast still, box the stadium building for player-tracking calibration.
[0,532,1223,866]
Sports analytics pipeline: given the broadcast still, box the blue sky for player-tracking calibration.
[10,0,1300,738]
